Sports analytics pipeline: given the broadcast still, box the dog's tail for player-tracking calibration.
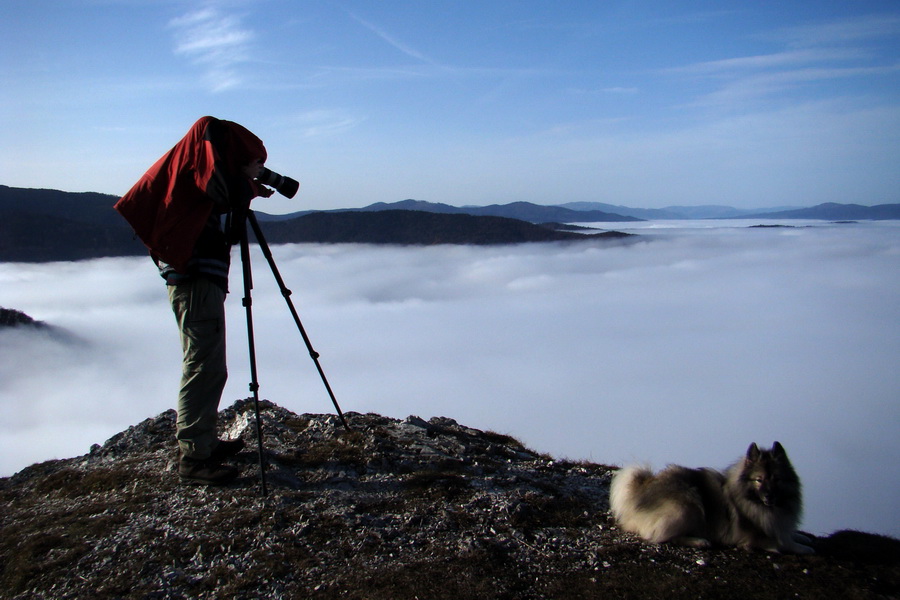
[610,465,653,522]
[610,465,700,544]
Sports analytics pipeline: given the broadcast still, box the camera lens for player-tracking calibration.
[256,167,299,199]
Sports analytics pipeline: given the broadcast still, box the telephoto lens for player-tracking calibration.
[256,167,299,198]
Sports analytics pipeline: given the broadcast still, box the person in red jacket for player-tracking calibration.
[116,116,273,485]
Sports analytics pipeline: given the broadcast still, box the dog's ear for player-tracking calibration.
[746,443,761,460]
[772,441,786,458]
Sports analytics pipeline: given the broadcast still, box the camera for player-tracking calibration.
[256,167,299,199]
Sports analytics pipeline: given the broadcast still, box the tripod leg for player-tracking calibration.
[247,211,351,431]
[239,227,269,496]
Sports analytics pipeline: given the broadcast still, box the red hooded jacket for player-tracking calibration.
[114,116,271,273]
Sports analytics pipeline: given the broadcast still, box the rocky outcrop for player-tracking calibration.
[0,308,46,329]
[1,400,897,599]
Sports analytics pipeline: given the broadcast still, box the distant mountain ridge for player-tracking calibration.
[555,201,802,220]
[740,202,900,221]
[259,198,643,223]
[357,199,643,223]
[262,198,900,223]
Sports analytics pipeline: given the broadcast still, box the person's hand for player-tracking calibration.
[242,159,264,179]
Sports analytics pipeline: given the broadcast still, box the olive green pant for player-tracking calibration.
[168,278,227,460]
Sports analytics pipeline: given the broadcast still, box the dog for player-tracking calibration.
[609,442,814,553]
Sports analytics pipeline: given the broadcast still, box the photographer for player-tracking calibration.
[116,116,277,485]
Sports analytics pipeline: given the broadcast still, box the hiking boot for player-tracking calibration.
[209,438,246,462]
[179,456,239,486]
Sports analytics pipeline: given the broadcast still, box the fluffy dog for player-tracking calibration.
[610,442,814,553]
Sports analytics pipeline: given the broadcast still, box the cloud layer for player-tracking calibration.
[1,220,898,538]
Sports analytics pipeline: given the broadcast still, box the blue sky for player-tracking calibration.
[2,0,899,212]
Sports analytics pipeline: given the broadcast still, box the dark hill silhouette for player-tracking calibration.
[0,185,145,261]
[0,209,147,262]
[258,210,631,245]
[0,185,124,226]
[0,186,630,262]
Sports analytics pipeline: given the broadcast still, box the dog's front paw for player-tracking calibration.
[673,536,712,549]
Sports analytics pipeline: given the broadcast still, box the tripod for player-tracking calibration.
[236,209,350,496]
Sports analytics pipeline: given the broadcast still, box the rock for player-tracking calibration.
[1,399,897,599]
[0,308,45,329]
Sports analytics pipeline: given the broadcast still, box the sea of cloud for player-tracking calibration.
[1,220,898,538]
